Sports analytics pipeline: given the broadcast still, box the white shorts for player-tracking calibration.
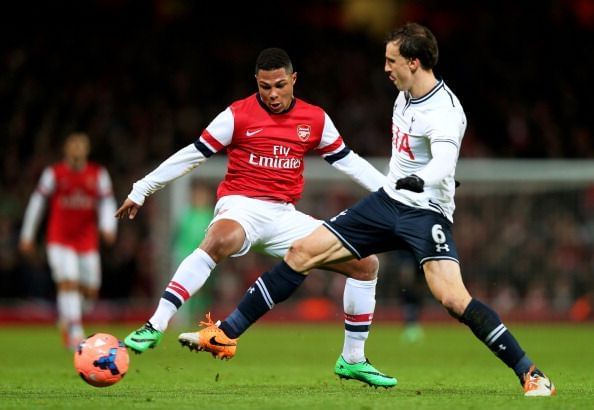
[210,195,323,258]
[47,244,101,288]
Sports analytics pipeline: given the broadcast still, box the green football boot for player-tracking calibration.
[124,322,163,354]
[334,356,397,388]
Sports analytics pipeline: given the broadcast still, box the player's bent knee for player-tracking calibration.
[285,240,318,272]
[58,280,80,291]
[350,255,379,280]
[81,286,99,300]
[284,248,310,272]
[200,236,241,262]
[363,255,379,276]
[439,294,468,317]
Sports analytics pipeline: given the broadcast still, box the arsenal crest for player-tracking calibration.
[296,124,311,141]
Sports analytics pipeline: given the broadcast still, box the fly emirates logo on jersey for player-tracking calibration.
[248,145,301,169]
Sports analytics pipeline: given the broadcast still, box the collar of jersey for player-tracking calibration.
[256,93,297,114]
[409,79,444,104]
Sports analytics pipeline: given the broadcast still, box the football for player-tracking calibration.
[73,333,129,387]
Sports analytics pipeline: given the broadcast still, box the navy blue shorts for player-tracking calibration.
[323,189,459,266]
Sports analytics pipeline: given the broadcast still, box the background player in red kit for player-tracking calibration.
[116,48,396,387]
[20,132,117,349]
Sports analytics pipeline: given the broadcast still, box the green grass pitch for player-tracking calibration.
[0,323,592,409]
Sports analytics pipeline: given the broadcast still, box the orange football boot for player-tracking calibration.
[523,365,556,397]
[178,312,238,360]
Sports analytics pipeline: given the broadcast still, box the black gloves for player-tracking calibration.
[395,175,461,192]
[395,174,425,193]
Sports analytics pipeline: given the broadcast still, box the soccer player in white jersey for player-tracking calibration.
[20,132,117,350]
[196,24,556,396]
[116,48,395,387]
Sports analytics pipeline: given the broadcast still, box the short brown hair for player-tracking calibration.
[386,23,439,69]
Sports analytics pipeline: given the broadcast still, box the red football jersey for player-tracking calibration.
[198,94,346,203]
[39,162,110,251]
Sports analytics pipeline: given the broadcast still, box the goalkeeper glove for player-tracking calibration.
[395,174,424,193]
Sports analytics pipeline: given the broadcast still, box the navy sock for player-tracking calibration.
[219,261,306,338]
[460,298,533,380]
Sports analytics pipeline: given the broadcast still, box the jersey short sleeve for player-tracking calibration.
[315,112,346,157]
[198,107,235,153]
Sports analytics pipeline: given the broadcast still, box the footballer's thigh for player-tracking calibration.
[423,259,471,316]
[397,206,471,315]
[205,195,306,260]
[47,244,79,290]
[320,255,379,281]
[78,250,101,297]
[260,205,323,258]
[286,225,353,273]
[288,190,399,275]
[200,195,269,261]
[200,219,246,261]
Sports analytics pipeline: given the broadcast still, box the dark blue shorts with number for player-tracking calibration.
[323,188,459,266]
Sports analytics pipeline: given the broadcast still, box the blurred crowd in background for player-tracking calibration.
[1,0,593,322]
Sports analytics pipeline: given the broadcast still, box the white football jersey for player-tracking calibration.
[383,80,466,221]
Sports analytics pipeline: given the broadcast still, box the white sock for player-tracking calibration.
[57,289,84,338]
[149,248,216,332]
[341,277,376,364]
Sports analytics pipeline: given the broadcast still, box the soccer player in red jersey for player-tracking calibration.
[117,48,395,387]
[20,132,117,350]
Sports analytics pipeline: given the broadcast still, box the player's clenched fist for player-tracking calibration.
[395,174,424,193]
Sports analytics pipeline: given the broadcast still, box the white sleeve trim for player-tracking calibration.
[128,144,208,205]
[331,151,388,192]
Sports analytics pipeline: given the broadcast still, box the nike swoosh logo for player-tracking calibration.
[209,336,236,347]
[545,382,552,390]
[360,370,389,377]
[246,128,263,137]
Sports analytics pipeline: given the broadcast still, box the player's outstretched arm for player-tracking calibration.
[115,198,142,220]
[317,113,387,192]
[126,144,209,207]
[329,150,388,192]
